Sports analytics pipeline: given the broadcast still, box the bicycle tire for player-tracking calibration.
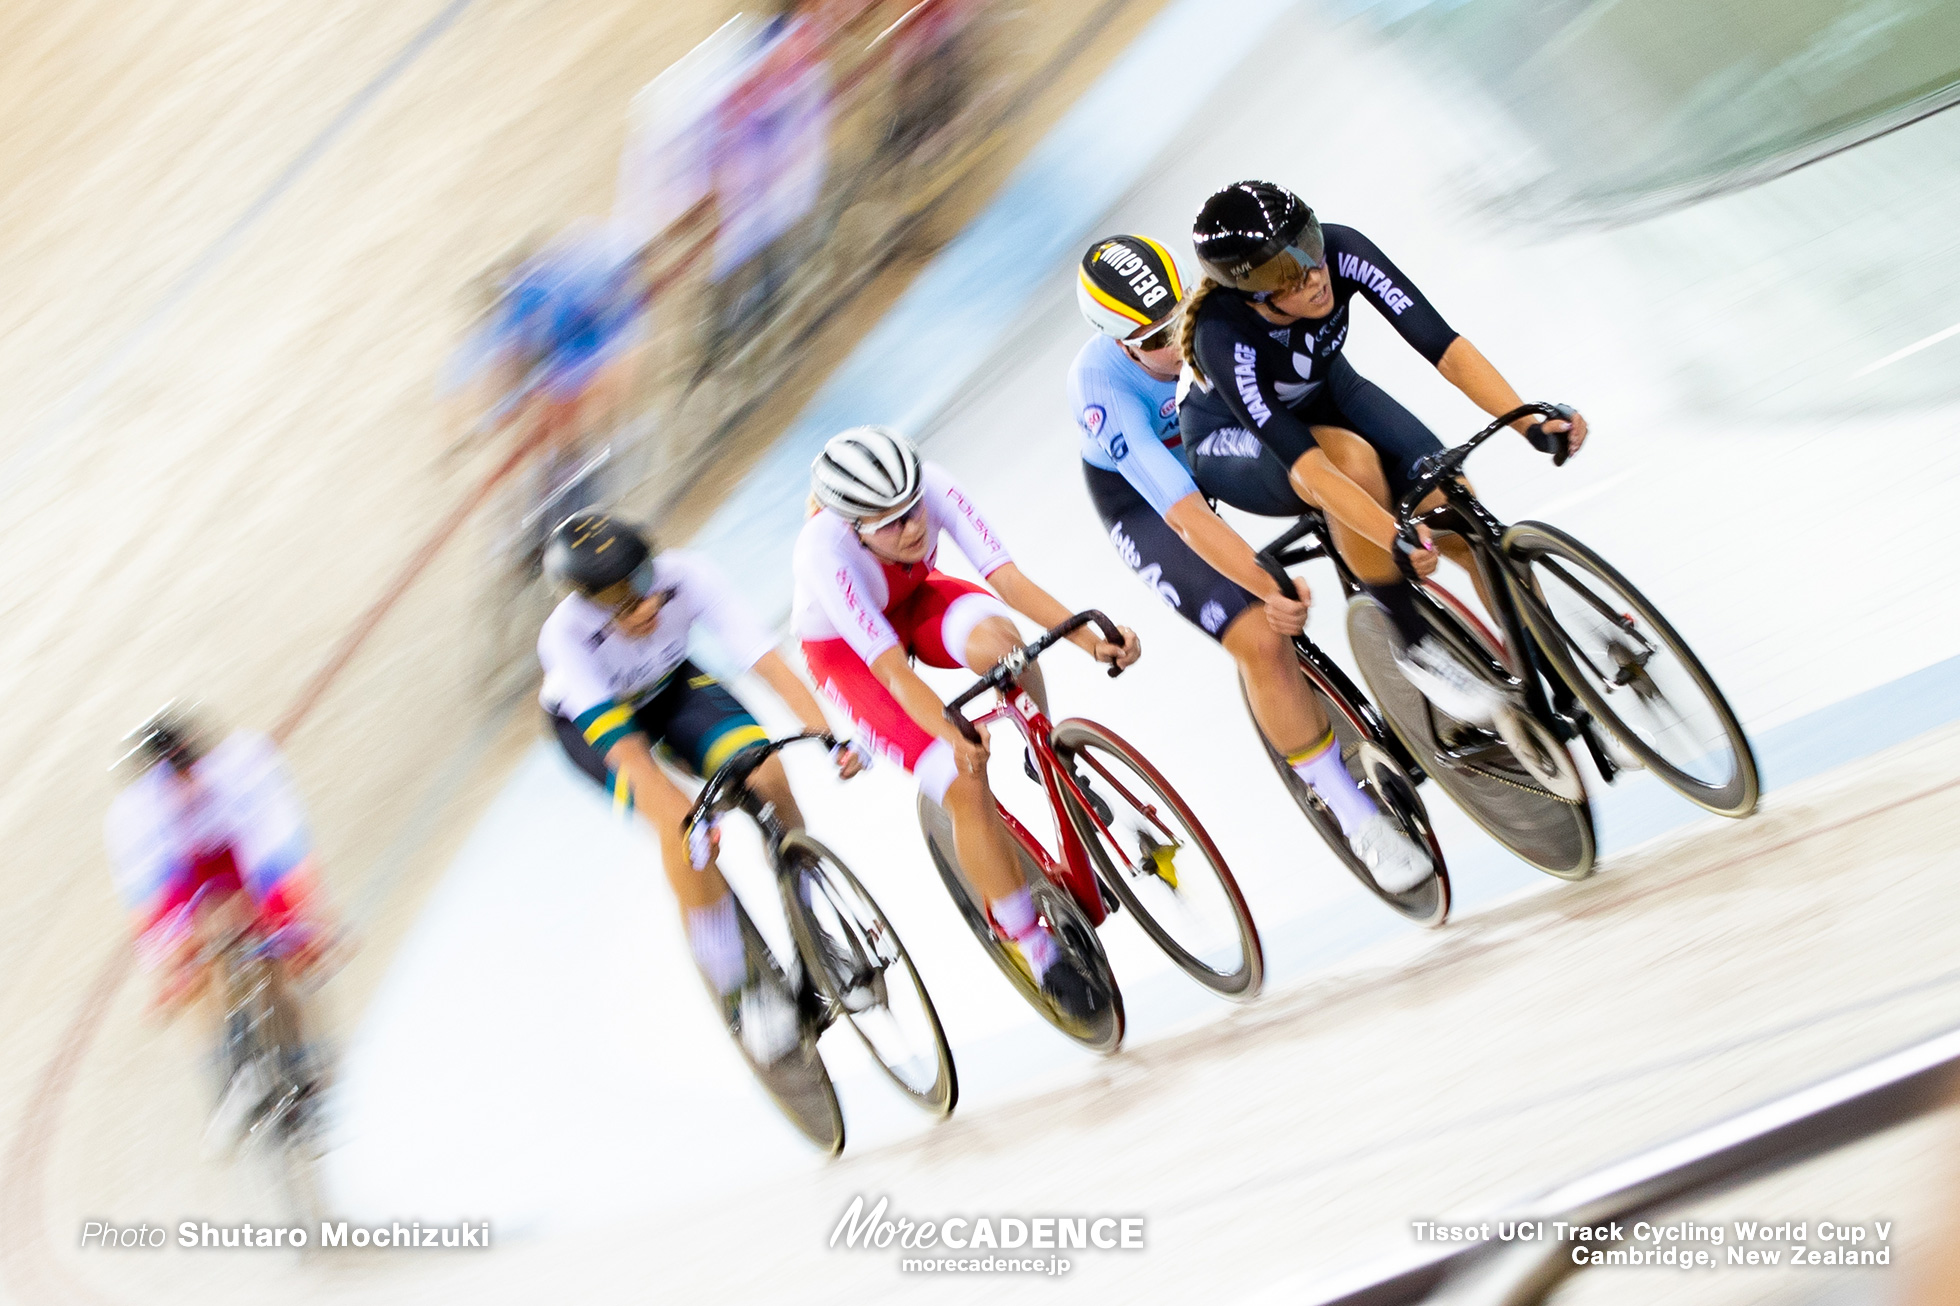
[1502,521,1759,818]
[1049,719,1264,998]
[916,792,1125,1054]
[1238,657,1451,927]
[1347,594,1597,879]
[716,895,845,1155]
[778,834,957,1117]
[224,950,329,1232]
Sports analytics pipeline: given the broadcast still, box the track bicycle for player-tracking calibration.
[684,733,956,1155]
[1266,403,1758,879]
[917,611,1261,1056]
[199,900,329,1230]
[1243,553,1450,927]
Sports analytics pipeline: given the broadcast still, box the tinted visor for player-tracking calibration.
[1237,240,1326,294]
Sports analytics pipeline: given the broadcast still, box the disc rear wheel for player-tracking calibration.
[719,896,844,1155]
[1347,594,1596,880]
[1239,658,1450,927]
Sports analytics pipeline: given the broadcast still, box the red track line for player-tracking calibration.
[272,423,547,745]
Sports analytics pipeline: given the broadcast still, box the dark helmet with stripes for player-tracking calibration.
[1076,234,1186,343]
[1191,180,1325,295]
[545,510,654,596]
[811,425,923,522]
[119,701,208,774]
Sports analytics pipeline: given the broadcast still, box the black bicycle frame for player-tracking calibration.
[1256,402,1584,747]
[685,731,838,858]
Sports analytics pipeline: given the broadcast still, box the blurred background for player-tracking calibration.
[1,0,1958,1302]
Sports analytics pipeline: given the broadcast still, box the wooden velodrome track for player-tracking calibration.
[0,0,1171,1301]
[5,1,1960,1303]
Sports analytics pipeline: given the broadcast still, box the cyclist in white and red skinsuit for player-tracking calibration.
[105,709,332,1008]
[792,426,1139,1022]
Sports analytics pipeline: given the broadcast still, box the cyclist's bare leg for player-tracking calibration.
[960,614,1048,716]
[1223,605,1331,756]
[1294,426,1496,614]
[628,762,731,911]
[942,769,1026,901]
[742,754,806,833]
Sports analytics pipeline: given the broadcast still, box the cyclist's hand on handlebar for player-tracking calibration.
[1394,524,1441,580]
[1524,405,1587,463]
[1094,625,1142,670]
[686,817,721,870]
[952,723,992,781]
[830,738,871,779]
[1264,587,1310,637]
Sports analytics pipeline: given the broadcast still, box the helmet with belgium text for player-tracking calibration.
[1076,235,1186,343]
[1191,180,1324,295]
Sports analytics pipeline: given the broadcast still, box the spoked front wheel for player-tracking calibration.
[917,793,1125,1053]
[1503,522,1759,818]
[779,833,957,1117]
[1050,719,1264,999]
[719,896,844,1155]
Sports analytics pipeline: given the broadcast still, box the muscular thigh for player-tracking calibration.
[1316,357,1445,501]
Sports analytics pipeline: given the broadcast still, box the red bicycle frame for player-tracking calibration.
[957,683,1191,934]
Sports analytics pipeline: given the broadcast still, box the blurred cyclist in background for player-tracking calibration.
[792,425,1140,1022]
[104,705,335,1140]
[1069,234,1429,892]
[449,222,649,583]
[538,509,867,1063]
[450,220,646,453]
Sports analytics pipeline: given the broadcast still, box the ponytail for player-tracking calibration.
[1179,276,1221,387]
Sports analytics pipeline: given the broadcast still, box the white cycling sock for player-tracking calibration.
[1289,731,1376,836]
[685,894,746,997]
[990,887,1057,981]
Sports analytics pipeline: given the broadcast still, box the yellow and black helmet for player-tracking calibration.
[1076,234,1185,342]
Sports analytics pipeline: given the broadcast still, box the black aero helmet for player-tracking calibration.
[1191,180,1325,294]
[545,509,653,595]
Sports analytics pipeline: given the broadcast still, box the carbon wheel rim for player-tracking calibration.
[780,836,957,1116]
[1503,521,1758,817]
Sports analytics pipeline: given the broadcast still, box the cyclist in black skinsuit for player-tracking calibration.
[1178,180,1589,727]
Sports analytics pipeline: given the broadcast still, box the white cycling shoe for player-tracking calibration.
[737,981,802,1065]
[1393,635,1505,728]
[1349,814,1431,894]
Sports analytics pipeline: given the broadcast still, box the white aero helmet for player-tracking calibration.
[812,425,924,521]
[1076,234,1186,342]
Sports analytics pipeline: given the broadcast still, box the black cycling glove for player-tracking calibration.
[1524,403,1579,466]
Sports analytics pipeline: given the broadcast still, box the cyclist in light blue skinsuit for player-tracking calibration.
[1068,234,1428,892]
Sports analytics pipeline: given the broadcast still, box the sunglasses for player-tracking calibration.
[856,497,925,536]
[1125,319,1179,352]
[606,558,676,620]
